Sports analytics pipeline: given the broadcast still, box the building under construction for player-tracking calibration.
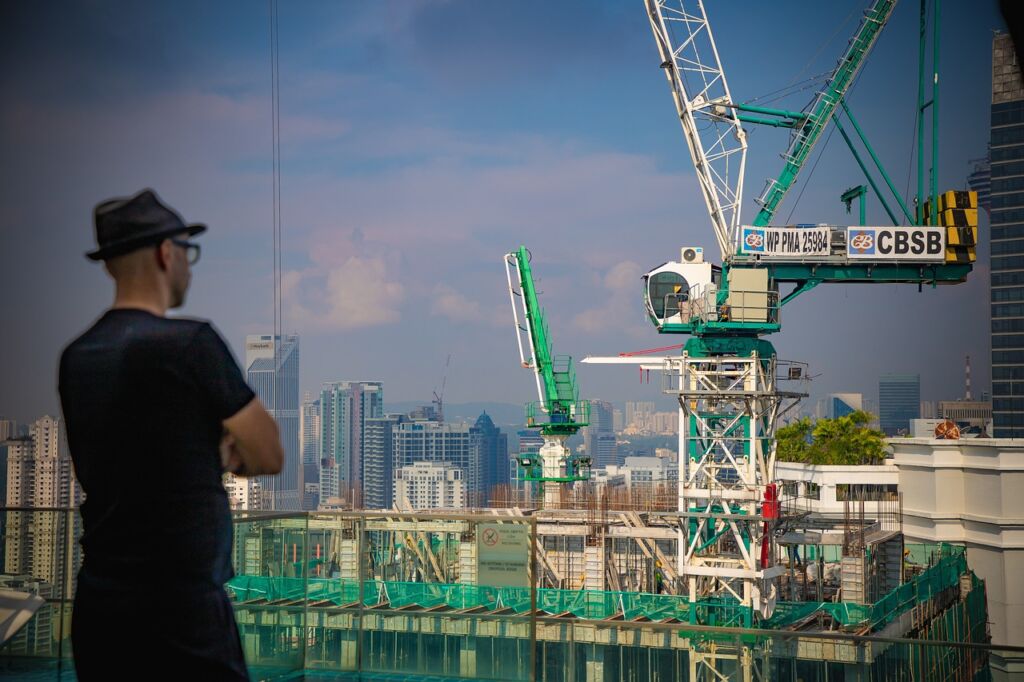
[222,488,996,682]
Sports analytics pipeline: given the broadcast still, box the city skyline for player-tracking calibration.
[0,1,1004,425]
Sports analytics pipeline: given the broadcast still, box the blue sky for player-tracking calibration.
[0,1,1008,422]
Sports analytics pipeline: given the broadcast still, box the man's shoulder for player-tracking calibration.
[61,311,219,363]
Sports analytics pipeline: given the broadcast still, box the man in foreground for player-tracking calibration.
[59,188,283,679]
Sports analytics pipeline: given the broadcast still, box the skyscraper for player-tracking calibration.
[585,400,617,467]
[0,418,19,441]
[4,416,82,594]
[626,401,655,430]
[319,381,383,506]
[392,421,479,504]
[245,334,300,510]
[991,31,1024,437]
[473,412,508,500]
[825,393,863,419]
[878,374,921,436]
[301,393,321,510]
[363,413,406,510]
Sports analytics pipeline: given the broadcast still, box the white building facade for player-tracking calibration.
[891,437,1024,673]
[393,462,465,511]
[774,461,899,516]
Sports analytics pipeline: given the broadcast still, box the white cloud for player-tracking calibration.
[429,283,507,326]
[431,283,481,322]
[572,260,644,333]
[284,256,404,331]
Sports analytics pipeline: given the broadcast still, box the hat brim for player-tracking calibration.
[86,223,206,261]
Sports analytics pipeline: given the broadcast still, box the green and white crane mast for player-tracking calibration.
[504,246,591,509]
[583,0,971,627]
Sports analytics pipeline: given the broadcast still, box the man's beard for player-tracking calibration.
[170,275,189,309]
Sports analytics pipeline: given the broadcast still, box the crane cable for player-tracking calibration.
[269,0,282,510]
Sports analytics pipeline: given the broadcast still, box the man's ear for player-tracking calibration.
[154,239,172,272]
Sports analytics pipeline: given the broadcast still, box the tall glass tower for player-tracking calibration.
[245,334,300,510]
[878,374,920,436]
[473,412,508,503]
[319,381,383,506]
[300,393,320,510]
[991,32,1024,437]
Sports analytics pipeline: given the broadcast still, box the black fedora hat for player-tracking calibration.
[86,188,206,261]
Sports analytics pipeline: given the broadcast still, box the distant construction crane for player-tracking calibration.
[584,4,976,677]
[504,246,591,509]
[432,354,451,422]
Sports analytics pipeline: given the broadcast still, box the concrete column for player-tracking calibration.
[339,539,359,581]
[459,638,478,678]
[584,645,605,682]
[459,541,477,585]
[339,637,357,670]
[584,545,605,591]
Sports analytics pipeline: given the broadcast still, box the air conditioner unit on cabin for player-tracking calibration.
[681,247,704,264]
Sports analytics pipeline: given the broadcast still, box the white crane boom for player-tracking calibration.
[644,0,747,259]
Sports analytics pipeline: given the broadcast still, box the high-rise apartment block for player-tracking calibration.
[223,473,264,511]
[363,413,407,510]
[991,31,1024,437]
[0,418,19,441]
[879,374,921,436]
[392,421,479,504]
[245,334,300,510]
[301,393,321,510]
[393,461,465,511]
[625,401,655,430]
[4,416,82,594]
[319,381,383,506]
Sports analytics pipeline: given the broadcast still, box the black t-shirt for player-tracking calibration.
[59,309,255,593]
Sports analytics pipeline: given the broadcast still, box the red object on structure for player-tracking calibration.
[760,484,779,568]
[762,483,779,519]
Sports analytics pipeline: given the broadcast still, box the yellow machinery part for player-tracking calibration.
[939,207,978,227]
[946,225,978,246]
[944,246,976,263]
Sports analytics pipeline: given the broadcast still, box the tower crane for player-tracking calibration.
[504,246,591,509]
[584,0,974,651]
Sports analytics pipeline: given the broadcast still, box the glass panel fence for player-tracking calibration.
[2,508,1023,682]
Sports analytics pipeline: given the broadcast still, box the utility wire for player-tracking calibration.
[743,70,830,107]
[269,0,282,510]
[784,122,838,225]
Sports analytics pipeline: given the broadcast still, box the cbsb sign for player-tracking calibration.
[739,226,830,257]
[846,227,945,261]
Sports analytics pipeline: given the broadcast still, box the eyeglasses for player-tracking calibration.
[170,238,201,265]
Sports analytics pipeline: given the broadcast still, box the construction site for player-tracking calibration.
[0,0,1016,680]
[225,504,992,681]
[223,0,1003,679]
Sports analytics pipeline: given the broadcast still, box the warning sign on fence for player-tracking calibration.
[477,523,530,587]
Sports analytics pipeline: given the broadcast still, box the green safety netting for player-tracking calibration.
[226,543,968,631]
[764,543,968,629]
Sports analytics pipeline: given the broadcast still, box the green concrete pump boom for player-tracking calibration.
[504,246,586,437]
